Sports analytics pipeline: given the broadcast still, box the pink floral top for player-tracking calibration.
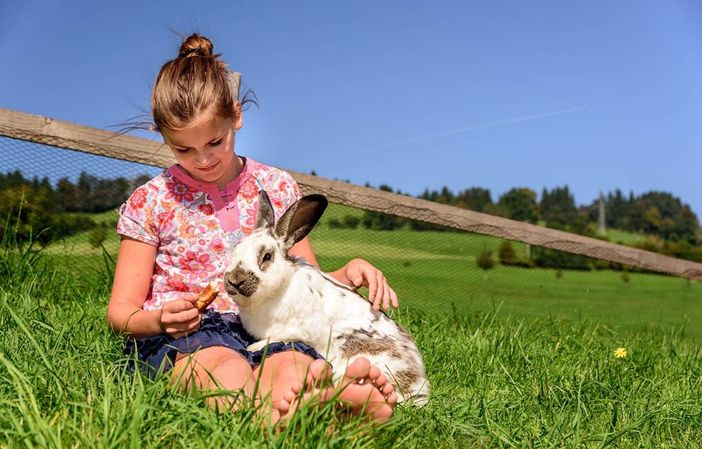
[117,157,302,313]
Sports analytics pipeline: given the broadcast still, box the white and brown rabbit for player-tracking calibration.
[223,191,429,405]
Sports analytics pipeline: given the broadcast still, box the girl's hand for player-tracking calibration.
[159,293,201,339]
[344,259,399,311]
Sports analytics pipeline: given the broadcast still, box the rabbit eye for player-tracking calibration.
[258,248,275,270]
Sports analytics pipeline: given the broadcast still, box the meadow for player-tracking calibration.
[3,204,702,447]
[51,205,702,339]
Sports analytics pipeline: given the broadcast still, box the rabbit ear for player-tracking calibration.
[275,194,328,251]
[254,190,276,230]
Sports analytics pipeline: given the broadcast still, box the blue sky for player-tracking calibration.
[2,1,702,218]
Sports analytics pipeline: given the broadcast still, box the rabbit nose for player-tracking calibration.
[224,267,259,297]
[224,274,241,295]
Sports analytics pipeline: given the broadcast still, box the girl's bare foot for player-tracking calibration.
[322,357,396,423]
[271,359,332,423]
[270,357,396,424]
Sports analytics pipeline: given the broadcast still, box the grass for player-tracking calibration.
[46,245,702,341]
[4,204,702,446]
[606,229,646,245]
[2,251,702,448]
[307,211,702,340]
[36,203,702,337]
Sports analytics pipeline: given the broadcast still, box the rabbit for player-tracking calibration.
[223,190,429,405]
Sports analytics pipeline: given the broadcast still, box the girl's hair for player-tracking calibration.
[151,33,255,131]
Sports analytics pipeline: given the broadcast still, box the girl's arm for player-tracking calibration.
[288,236,399,311]
[106,237,200,339]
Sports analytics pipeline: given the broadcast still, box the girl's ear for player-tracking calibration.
[275,195,328,252]
[233,102,243,131]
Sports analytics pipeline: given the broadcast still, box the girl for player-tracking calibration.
[107,34,399,424]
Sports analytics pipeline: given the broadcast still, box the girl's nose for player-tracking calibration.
[194,151,210,165]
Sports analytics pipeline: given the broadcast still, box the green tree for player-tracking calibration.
[0,185,59,246]
[498,188,539,223]
[418,186,455,205]
[457,187,492,212]
[361,184,406,230]
[631,191,699,242]
[56,177,80,211]
[540,186,578,229]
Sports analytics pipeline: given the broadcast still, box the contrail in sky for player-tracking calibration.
[344,104,589,155]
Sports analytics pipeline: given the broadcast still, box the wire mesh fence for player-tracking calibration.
[1,132,701,340]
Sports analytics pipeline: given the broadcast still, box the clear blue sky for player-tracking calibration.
[2,1,702,218]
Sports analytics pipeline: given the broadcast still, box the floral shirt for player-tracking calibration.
[117,157,302,313]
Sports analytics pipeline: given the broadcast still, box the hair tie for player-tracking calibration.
[180,48,203,58]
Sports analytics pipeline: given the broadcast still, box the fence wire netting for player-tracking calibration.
[1,135,701,339]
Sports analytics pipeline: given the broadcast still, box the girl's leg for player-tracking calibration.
[170,347,397,422]
[171,346,254,412]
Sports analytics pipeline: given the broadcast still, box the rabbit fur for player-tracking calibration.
[223,191,429,405]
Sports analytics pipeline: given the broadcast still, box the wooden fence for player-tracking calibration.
[2,107,702,281]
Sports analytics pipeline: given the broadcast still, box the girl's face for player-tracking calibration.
[161,110,243,188]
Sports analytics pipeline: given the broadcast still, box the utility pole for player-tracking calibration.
[598,191,606,236]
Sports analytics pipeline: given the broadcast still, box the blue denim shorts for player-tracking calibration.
[123,310,324,379]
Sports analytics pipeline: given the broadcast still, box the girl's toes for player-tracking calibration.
[386,391,398,406]
[288,381,304,396]
[366,366,381,384]
[373,372,388,388]
[307,359,333,386]
[370,375,396,406]
[283,390,297,405]
[344,357,371,381]
[269,409,282,426]
[273,396,291,414]
[380,382,393,394]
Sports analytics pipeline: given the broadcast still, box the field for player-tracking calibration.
[51,205,702,339]
[3,204,702,447]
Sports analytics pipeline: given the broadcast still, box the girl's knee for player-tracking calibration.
[173,346,252,390]
[203,346,251,369]
[266,350,315,368]
[256,350,315,384]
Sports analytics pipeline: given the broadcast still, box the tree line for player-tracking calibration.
[2,169,701,263]
[0,170,150,245]
[352,184,702,263]
[359,184,698,238]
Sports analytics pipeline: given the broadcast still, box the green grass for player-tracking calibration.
[605,229,646,245]
[308,207,702,340]
[2,252,702,448]
[4,204,701,446]
[39,203,702,338]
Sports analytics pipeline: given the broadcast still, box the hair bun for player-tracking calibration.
[178,34,214,58]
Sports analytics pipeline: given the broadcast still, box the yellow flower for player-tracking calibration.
[613,347,627,358]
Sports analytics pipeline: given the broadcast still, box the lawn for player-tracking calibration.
[2,203,702,447]
[2,251,702,448]
[310,204,702,340]
[42,204,702,339]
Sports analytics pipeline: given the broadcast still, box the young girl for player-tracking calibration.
[107,34,399,424]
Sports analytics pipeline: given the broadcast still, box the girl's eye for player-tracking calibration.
[209,139,223,147]
[175,148,190,154]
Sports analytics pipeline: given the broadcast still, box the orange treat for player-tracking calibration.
[196,283,219,312]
